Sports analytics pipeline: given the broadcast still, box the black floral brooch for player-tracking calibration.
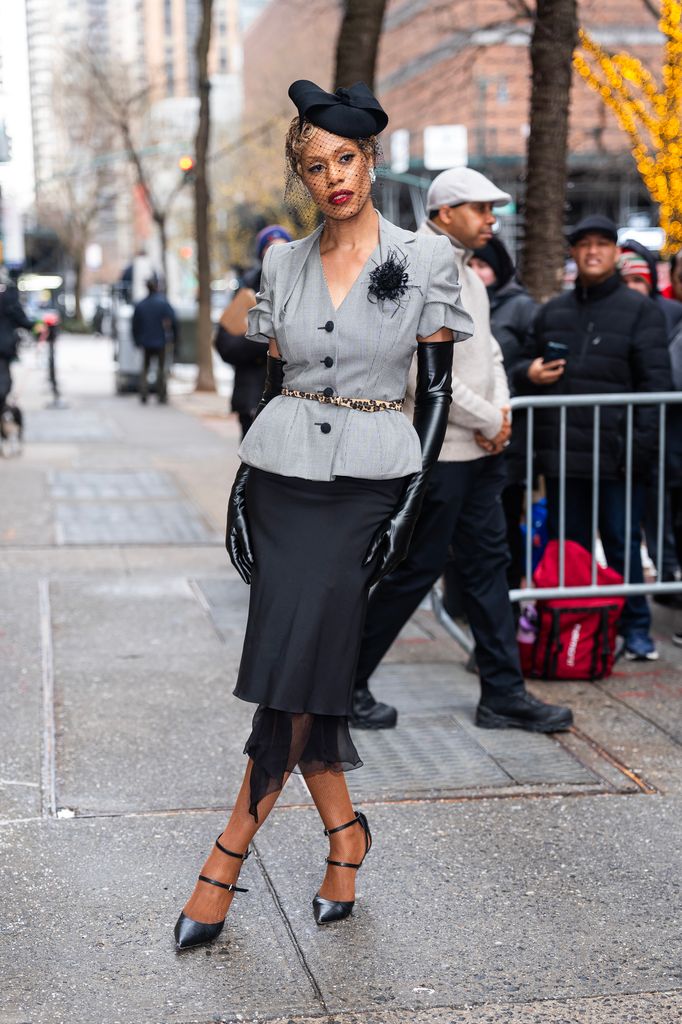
[367,247,411,314]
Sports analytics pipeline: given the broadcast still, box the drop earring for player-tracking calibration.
[369,168,376,184]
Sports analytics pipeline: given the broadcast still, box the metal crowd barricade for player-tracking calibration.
[432,391,682,652]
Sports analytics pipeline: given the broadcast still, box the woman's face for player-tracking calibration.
[470,257,497,288]
[672,260,682,302]
[299,129,373,220]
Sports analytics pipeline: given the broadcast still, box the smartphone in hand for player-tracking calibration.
[543,340,569,364]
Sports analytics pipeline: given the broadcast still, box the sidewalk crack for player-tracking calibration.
[251,840,327,1012]
[39,578,57,818]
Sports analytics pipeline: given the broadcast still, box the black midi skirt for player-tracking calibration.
[233,468,405,816]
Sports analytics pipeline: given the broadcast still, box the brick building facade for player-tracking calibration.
[243,0,663,235]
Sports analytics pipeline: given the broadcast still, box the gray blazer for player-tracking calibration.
[238,212,473,481]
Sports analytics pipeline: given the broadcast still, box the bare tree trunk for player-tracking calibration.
[154,212,170,293]
[334,0,388,90]
[194,0,215,392]
[74,254,84,322]
[520,0,578,302]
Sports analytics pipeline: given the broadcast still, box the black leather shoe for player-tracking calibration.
[350,687,397,729]
[174,837,249,950]
[476,691,573,733]
[174,911,227,950]
[653,591,682,608]
[313,810,372,925]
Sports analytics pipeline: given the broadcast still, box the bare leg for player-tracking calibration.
[304,770,368,902]
[182,759,289,925]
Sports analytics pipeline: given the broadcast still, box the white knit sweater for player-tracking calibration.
[403,220,510,463]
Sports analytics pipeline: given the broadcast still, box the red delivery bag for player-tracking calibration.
[526,540,625,681]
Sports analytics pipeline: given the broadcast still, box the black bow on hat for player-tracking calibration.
[288,79,388,138]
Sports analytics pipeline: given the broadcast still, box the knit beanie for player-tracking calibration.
[256,225,293,261]
[619,250,652,285]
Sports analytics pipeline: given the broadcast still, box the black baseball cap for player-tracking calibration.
[567,214,618,246]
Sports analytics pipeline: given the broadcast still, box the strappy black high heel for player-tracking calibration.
[174,837,250,950]
[312,810,372,925]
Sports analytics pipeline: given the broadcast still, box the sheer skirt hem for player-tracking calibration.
[243,706,362,820]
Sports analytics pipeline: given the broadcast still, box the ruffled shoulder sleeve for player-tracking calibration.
[417,234,474,342]
[246,245,277,343]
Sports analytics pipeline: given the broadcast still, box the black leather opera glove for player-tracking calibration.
[363,341,453,586]
[226,355,284,584]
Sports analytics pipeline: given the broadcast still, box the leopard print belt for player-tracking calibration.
[281,387,404,413]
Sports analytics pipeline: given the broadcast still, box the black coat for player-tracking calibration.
[0,283,33,359]
[514,273,672,481]
[214,266,268,417]
[489,280,538,483]
[666,321,682,486]
[131,293,178,351]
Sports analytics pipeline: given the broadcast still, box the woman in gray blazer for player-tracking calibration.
[175,80,473,951]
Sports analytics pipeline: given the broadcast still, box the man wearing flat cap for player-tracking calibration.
[352,166,573,734]
[514,214,672,662]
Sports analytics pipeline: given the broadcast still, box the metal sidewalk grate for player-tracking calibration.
[349,711,599,801]
[55,499,217,544]
[24,409,118,442]
[49,470,179,500]
[50,472,219,545]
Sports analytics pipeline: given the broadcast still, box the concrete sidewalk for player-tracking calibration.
[1,336,681,1024]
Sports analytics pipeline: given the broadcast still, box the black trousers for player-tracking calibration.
[668,487,682,573]
[239,412,256,439]
[0,358,11,411]
[502,481,525,591]
[355,455,525,701]
[140,346,167,400]
[643,480,678,578]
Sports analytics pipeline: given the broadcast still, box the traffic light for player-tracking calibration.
[178,154,195,183]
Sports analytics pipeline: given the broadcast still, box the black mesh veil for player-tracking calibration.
[283,117,383,223]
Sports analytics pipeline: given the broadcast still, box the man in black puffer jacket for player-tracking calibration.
[515,214,672,661]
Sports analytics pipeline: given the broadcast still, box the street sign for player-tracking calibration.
[423,125,468,170]
[86,243,103,270]
[390,129,410,174]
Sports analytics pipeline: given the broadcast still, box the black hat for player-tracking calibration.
[288,79,388,138]
[567,214,618,246]
[473,236,515,289]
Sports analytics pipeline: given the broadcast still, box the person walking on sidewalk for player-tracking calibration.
[515,214,672,662]
[350,167,573,734]
[174,79,474,951]
[131,277,178,404]
[0,266,34,417]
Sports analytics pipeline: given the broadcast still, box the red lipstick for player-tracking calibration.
[330,190,354,205]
